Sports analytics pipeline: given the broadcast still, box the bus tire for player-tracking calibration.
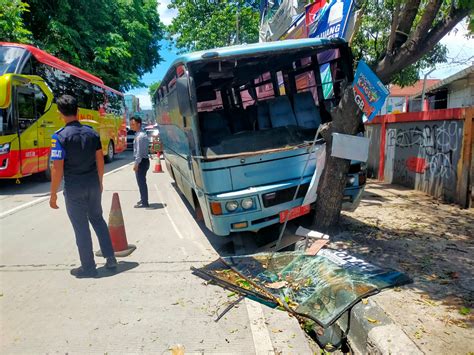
[104,140,114,163]
[192,191,204,222]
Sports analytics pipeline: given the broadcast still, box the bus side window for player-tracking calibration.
[34,85,48,119]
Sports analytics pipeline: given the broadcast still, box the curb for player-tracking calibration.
[342,297,422,355]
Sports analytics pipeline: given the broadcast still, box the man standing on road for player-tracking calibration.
[130,116,150,208]
[49,95,117,278]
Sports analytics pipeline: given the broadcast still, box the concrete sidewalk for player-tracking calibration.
[330,181,474,354]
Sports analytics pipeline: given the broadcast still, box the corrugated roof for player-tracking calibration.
[411,64,474,97]
[389,80,440,96]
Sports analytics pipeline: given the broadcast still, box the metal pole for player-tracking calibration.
[421,68,435,111]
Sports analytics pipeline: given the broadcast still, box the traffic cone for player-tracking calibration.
[153,154,163,173]
[96,193,136,257]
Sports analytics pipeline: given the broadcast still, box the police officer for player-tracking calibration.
[49,95,117,278]
[130,116,150,208]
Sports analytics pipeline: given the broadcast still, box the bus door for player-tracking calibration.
[16,83,49,175]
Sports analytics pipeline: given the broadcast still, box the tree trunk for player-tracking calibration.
[314,85,363,231]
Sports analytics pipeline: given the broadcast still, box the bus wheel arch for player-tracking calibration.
[104,140,114,163]
[192,190,204,222]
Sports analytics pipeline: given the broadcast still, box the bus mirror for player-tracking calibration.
[176,77,194,117]
[0,78,11,108]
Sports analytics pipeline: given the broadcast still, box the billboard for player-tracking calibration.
[352,60,389,121]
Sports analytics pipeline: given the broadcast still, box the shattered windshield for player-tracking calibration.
[0,46,26,75]
[191,47,345,157]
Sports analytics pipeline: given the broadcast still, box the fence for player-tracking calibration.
[365,108,473,208]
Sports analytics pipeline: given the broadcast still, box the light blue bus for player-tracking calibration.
[153,38,366,236]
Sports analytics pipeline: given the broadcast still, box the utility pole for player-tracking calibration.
[421,68,435,111]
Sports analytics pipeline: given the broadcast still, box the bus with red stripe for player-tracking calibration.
[0,42,127,180]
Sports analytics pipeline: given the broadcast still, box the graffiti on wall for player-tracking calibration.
[385,120,463,201]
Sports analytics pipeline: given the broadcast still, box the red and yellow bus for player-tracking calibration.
[0,42,127,180]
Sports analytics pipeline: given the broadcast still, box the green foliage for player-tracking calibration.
[167,0,260,52]
[0,0,32,43]
[22,0,164,91]
[148,81,161,99]
[351,0,450,87]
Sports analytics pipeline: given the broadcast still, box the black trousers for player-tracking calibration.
[135,158,150,204]
[64,179,114,270]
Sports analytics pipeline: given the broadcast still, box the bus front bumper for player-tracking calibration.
[206,182,365,236]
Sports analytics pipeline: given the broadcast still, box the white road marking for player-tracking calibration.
[245,298,275,355]
[155,184,184,240]
[0,162,134,220]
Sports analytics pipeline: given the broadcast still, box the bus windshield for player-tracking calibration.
[0,46,26,74]
[188,46,346,157]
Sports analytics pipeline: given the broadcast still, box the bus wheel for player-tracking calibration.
[193,192,204,222]
[104,141,114,163]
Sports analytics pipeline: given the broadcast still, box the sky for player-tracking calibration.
[127,3,474,110]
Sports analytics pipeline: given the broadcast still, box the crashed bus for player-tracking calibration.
[153,38,366,236]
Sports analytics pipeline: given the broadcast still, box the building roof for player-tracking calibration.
[412,64,474,97]
[389,80,440,97]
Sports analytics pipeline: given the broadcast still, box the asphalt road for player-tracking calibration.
[0,151,313,354]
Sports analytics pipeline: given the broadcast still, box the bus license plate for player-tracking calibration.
[279,205,311,223]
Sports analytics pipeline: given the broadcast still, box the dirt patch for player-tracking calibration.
[332,180,473,353]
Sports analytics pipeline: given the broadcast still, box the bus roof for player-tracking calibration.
[172,38,345,67]
[0,42,123,96]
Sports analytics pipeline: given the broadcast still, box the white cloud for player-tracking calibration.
[157,0,178,26]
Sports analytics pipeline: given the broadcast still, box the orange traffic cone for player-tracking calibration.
[96,193,136,257]
[153,154,163,173]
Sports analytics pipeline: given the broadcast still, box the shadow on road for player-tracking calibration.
[168,181,309,258]
[0,151,134,196]
[95,261,139,278]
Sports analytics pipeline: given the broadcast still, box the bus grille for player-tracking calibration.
[262,183,310,208]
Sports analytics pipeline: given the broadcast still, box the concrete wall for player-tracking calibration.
[365,125,382,178]
[383,120,464,203]
[365,108,472,206]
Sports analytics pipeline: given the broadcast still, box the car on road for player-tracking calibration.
[145,125,161,154]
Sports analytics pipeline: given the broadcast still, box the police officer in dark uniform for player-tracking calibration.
[49,95,117,278]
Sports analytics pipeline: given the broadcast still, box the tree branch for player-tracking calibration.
[375,7,470,84]
[394,0,421,47]
[408,0,443,44]
[387,1,401,54]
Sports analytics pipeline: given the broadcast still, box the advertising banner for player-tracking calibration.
[305,0,327,37]
[260,0,307,42]
[308,0,354,39]
[280,13,306,40]
[352,60,389,121]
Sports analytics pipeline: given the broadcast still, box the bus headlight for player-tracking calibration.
[346,176,356,186]
[0,143,10,155]
[241,198,253,210]
[225,201,239,212]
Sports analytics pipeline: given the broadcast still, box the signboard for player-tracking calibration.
[280,13,306,40]
[305,0,326,37]
[260,0,307,42]
[308,0,354,39]
[352,60,389,121]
